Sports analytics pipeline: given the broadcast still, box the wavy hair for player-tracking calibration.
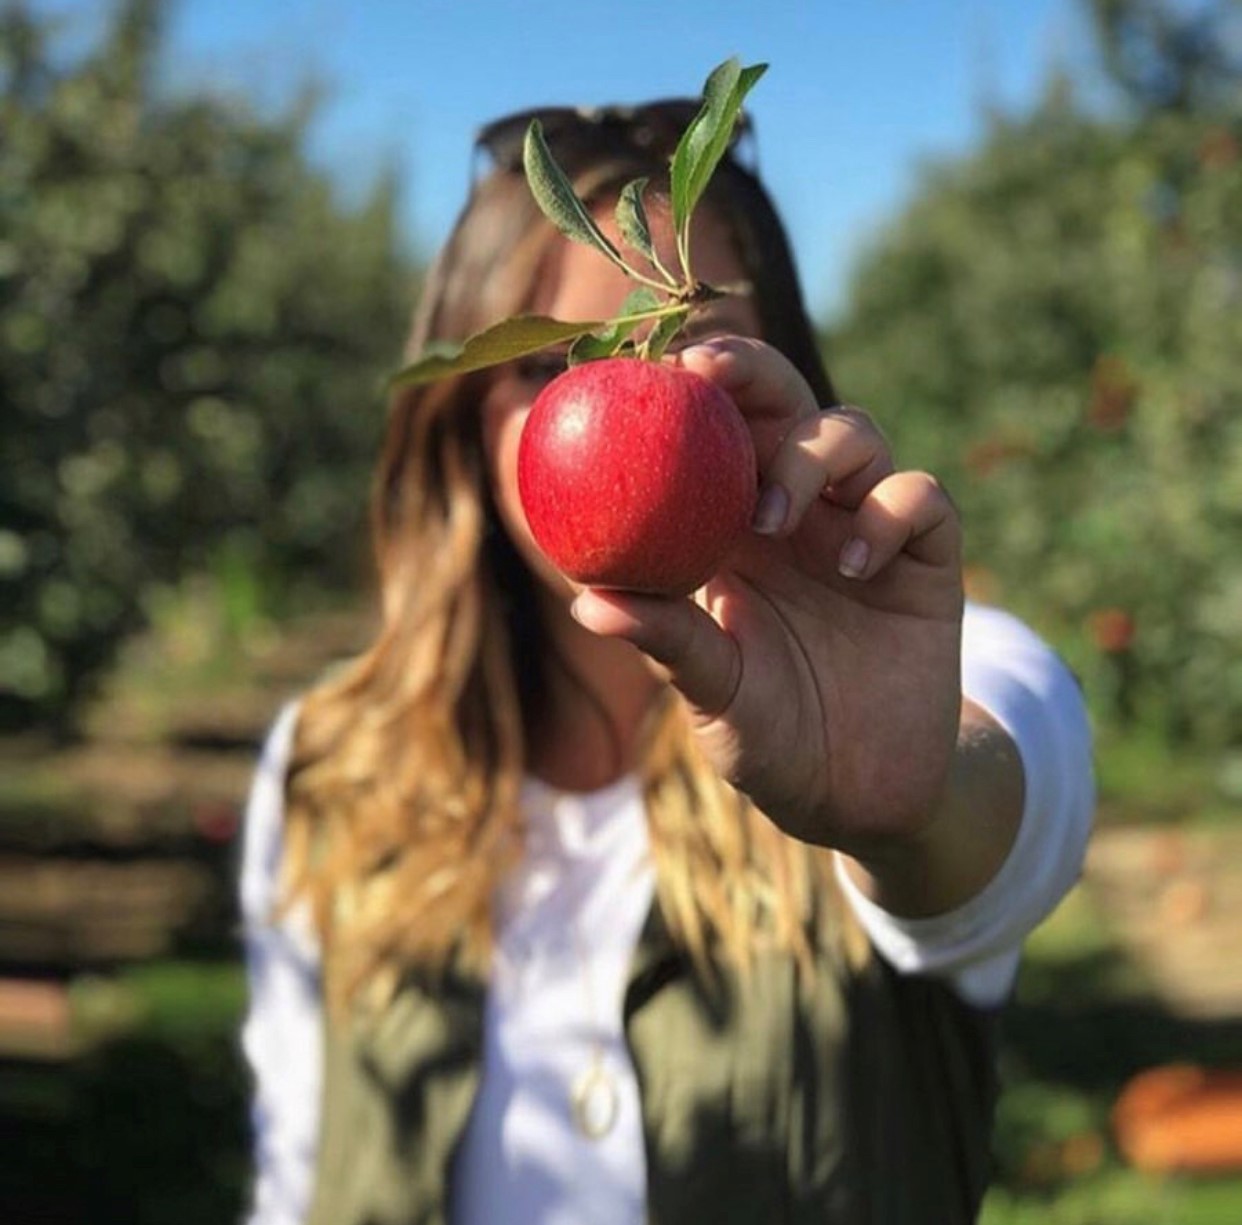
[279,147,863,1009]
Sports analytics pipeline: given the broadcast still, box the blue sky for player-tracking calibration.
[51,0,1099,318]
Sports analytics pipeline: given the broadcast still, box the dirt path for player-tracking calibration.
[1084,824,1242,1020]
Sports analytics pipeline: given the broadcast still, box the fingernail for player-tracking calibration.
[680,337,732,364]
[752,484,789,535]
[570,593,602,631]
[838,537,870,579]
[571,590,639,635]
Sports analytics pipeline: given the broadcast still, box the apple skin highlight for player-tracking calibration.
[517,358,758,597]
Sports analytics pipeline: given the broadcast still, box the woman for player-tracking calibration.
[240,100,1094,1225]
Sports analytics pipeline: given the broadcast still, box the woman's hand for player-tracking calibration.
[571,336,970,866]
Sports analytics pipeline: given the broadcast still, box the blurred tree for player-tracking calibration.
[0,0,415,733]
[828,0,1242,751]
[1090,0,1242,114]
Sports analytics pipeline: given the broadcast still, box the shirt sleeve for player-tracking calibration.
[835,602,1096,1008]
[238,702,324,1225]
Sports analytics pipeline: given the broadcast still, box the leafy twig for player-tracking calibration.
[389,56,767,392]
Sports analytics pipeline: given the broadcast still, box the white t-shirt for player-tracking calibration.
[239,603,1094,1225]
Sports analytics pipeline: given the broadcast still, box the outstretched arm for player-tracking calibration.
[572,337,1092,922]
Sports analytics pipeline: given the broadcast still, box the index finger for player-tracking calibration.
[673,337,820,464]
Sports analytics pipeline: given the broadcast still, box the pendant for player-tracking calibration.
[571,1061,620,1139]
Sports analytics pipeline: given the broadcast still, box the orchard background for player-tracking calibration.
[1,1,1239,1221]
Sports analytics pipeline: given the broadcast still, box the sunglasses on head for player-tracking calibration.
[472,98,758,180]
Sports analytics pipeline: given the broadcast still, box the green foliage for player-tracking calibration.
[1089,0,1242,115]
[982,1170,1242,1225]
[392,314,608,389]
[0,0,414,731]
[828,2,1242,756]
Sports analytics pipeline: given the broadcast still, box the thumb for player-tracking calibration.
[571,589,742,719]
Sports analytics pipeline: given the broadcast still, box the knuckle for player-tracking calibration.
[912,470,956,512]
[830,404,885,438]
[883,469,936,501]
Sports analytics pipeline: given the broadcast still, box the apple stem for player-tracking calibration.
[674,227,694,291]
[648,247,682,291]
[618,261,686,296]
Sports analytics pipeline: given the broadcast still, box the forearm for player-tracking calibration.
[841,698,1025,919]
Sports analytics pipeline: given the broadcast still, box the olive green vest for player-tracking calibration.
[307,903,1001,1225]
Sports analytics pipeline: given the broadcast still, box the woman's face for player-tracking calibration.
[481,204,762,600]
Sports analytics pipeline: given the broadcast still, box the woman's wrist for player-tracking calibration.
[840,698,1025,919]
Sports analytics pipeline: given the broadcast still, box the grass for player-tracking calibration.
[984,1170,1242,1224]
[1,961,252,1225]
[981,884,1242,1223]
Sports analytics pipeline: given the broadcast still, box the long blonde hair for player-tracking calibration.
[280,150,858,1009]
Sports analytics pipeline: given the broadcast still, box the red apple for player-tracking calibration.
[517,357,757,596]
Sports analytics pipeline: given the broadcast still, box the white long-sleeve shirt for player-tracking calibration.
[239,602,1094,1225]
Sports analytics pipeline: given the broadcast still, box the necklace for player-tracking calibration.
[571,1054,621,1139]
[569,921,621,1140]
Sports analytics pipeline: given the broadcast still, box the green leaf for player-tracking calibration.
[388,315,605,388]
[617,287,662,318]
[642,307,691,362]
[524,120,625,266]
[670,59,767,241]
[567,289,662,365]
[615,177,654,262]
[568,331,628,365]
